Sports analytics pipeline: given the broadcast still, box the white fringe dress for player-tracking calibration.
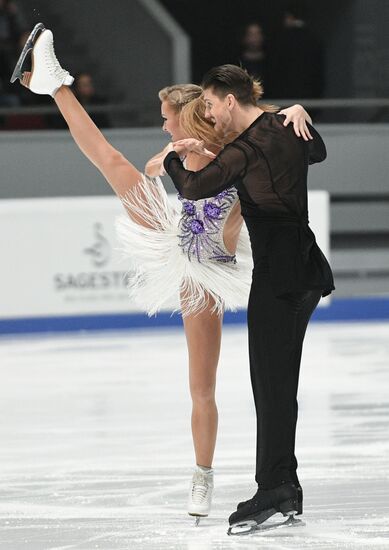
[115,175,253,317]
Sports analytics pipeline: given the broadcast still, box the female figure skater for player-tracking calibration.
[12,24,313,523]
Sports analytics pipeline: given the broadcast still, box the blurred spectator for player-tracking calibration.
[0,0,26,107]
[0,0,25,103]
[74,72,110,128]
[2,28,51,130]
[0,0,26,127]
[268,2,324,99]
[48,71,110,129]
[237,22,268,90]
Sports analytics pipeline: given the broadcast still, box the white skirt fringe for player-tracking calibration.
[115,175,253,317]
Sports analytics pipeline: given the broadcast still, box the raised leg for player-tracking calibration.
[20,76,155,227]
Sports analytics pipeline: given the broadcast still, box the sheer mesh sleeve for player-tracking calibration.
[163,142,252,200]
[164,112,327,214]
[164,112,333,297]
[307,124,327,164]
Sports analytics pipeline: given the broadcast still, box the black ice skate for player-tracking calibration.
[227,482,304,536]
[237,484,303,515]
[10,22,46,83]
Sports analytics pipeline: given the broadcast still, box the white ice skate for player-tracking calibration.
[10,23,73,97]
[187,467,214,526]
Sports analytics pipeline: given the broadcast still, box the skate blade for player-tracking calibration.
[188,512,208,527]
[10,22,46,83]
[188,513,207,527]
[228,514,305,536]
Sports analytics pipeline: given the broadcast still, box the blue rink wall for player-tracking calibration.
[1,296,389,335]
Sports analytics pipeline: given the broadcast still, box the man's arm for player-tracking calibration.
[163,142,250,200]
[307,124,327,164]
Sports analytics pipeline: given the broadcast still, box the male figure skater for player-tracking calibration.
[163,64,334,534]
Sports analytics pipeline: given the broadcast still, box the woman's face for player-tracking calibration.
[161,100,186,142]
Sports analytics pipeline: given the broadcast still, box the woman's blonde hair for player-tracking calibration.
[159,84,222,148]
[158,84,202,111]
[179,96,223,148]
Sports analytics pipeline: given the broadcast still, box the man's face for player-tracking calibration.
[161,100,186,142]
[203,89,233,136]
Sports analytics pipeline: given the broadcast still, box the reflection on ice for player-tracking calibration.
[0,323,389,548]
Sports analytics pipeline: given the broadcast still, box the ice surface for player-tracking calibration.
[0,322,388,549]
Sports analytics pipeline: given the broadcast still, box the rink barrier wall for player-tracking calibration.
[0,297,389,335]
[0,193,330,321]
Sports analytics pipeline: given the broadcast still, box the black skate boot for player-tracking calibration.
[237,484,303,515]
[228,482,304,536]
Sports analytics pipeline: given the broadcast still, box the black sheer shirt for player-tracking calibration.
[164,112,334,297]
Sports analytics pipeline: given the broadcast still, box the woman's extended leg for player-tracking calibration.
[53,87,140,194]
[182,294,222,518]
[22,74,153,227]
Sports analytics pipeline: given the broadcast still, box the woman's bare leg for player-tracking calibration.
[22,74,153,227]
[182,295,223,467]
[55,82,222,465]
[55,86,155,226]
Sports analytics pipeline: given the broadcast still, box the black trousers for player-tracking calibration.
[247,259,322,489]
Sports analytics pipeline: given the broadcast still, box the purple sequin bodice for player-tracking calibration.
[177,187,238,263]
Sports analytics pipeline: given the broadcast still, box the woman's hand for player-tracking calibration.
[279,104,313,141]
[172,138,216,159]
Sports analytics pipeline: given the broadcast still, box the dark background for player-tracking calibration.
[160,0,354,93]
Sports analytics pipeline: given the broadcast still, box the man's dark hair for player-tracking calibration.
[201,64,262,107]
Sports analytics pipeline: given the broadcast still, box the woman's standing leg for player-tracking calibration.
[182,293,223,518]
[182,297,222,468]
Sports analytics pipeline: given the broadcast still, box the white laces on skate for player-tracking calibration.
[191,470,212,504]
[44,41,69,80]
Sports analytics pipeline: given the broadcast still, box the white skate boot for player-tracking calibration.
[10,23,73,97]
[187,467,214,525]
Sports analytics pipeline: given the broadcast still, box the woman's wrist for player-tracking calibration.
[166,142,174,153]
